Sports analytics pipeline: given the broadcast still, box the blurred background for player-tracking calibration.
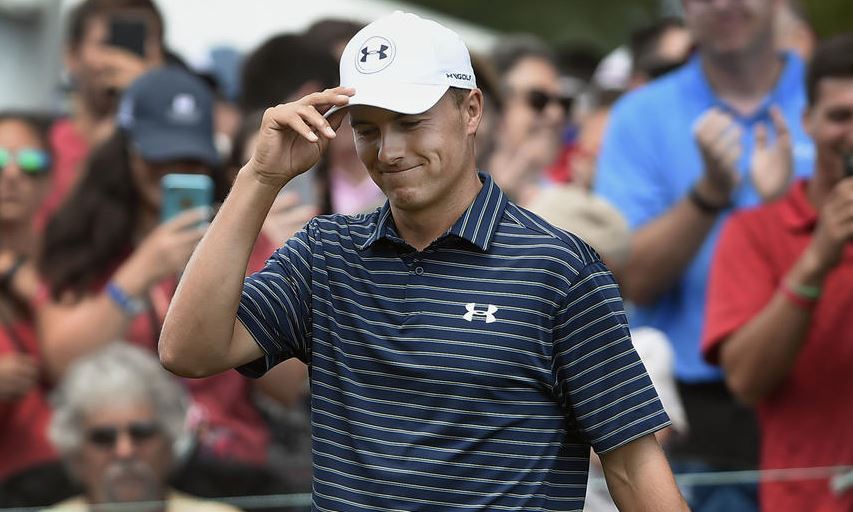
[2,1,853,511]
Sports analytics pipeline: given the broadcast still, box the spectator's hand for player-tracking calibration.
[0,353,39,401]
[247,87,353,189]
[694,108,743,204]
[99,46,151,92]
[751,106,793,202]
[262,192,319,244]
[806,178,853,272]
[120,208,210,293]
[489,126,557,202]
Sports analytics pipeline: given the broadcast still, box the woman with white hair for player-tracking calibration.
[45,342,240,511]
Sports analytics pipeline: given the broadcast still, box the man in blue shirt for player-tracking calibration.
[160,12,688,511]
[595,0,815,509]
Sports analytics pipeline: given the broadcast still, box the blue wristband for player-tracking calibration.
[106,281,145,316]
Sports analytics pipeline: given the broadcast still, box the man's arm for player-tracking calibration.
[623,188,723,305]
[159,87,353,377]
[620,108,742,305]
[716,179,853,404]
[599,434,689,512]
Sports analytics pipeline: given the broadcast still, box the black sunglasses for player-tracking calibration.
[86,421,161,448]
[524,89,574,114]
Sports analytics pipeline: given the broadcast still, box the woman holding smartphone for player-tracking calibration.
[37,67,297,498]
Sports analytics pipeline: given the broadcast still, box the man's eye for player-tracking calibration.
[400,120,422,129]
[354,127,377,138]
[827,109,853,123]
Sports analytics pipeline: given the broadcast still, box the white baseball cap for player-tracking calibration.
[329,11,477,116]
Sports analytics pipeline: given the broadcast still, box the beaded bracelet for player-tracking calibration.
[779,280,820,311]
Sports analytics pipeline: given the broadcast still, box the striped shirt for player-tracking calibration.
[237,173,670,511]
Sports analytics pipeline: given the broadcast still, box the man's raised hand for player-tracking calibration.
[247,87,354,188]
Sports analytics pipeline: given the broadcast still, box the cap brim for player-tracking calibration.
[325,82,449,118]
[133,130,220,167]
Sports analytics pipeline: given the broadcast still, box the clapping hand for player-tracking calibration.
[751,106,793,202]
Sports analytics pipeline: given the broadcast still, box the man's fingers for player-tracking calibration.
[770,106,789,135]
[710,124,741,158]
[299,105,337,139]
[167,207,212,231]
[177,226,206,247]
[304,87,355,111]
[695,109,738,149]
[754,122,768,150]
[722,141,743,169]
[284,114,319,143]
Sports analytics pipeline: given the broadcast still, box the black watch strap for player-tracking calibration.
[688,185,731,215]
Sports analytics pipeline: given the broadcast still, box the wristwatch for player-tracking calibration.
[688,184,732,215]
[106,281,146,316]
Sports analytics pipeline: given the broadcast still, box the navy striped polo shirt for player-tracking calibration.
[237,173,670,511]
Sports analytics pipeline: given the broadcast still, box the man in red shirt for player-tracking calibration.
[703,33,853,512]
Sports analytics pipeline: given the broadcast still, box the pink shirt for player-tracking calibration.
[40,119,89,230]
[329,167,385,215]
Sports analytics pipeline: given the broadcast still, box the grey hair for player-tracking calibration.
[48,342,192,463]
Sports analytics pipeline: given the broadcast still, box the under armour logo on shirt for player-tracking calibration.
[463,303,498,323]
[360,44,389,62]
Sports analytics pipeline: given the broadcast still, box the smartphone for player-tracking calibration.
[108,17,147,58]
[844,152,853,178]
[161,174,214,224]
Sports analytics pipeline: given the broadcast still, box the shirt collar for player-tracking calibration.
[684,50,805,120]
[781,179,818,231]
[357,172,508,252]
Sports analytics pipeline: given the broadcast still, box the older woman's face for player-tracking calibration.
[73,402,173,504]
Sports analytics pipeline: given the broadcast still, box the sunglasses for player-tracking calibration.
[0,148,51,176]
[86,421,161,448]
[522,89,574,114]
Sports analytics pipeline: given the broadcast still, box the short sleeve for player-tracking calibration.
[702,214,776,365]
[594,94,670,230]
[552,261,670,454]
[236,224,314,378]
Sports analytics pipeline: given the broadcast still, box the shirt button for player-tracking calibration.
[414,266,424,275]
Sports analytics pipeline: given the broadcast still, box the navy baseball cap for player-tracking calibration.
[117,66,220,166]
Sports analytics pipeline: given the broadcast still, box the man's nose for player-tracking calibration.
[543,100,567,125]
[113,431,138,459]
[377,130,405,165]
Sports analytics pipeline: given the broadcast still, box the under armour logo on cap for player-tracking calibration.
[355,36,395,74]
[360,44,388,62]
[463,303,499,323]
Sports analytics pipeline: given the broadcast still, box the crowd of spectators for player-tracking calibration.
[0,0,850,510]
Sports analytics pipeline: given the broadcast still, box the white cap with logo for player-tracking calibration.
[330,11,477,116]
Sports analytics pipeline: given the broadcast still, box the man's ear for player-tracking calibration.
[464,88,484,136]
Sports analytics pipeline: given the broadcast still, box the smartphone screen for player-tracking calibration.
[844,152,853,178]
[161,174,214,224]
[108,17,147,58]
